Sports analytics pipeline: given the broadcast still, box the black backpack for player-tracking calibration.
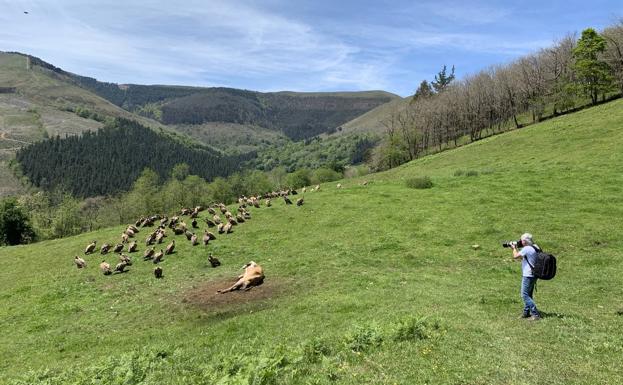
[526,246,557,280]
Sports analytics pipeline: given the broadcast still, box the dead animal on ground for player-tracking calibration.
[217,261,264,293]
[100,261,112,275]
[208,254,221,268]
[128,240,138,253]
[144,247,155,260]
[113,243,124,253]
[165,240,175,255]
[153,250,164,264]
[85,241,97,255]
[154,266,163,278]
[74,256,87,268]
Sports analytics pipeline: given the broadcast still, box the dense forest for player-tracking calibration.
[15,118,253,197]
[160,91,394,140]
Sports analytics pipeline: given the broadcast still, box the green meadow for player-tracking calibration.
[2,100,623,384]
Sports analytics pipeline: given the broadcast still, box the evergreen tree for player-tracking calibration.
[573,28,615,104]
[432,65,456,93]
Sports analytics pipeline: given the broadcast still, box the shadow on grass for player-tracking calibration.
[539,311,569,319]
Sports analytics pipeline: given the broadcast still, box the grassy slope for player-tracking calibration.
[172,121,290,153]
[337,96,408,136]
[2,100,623,384]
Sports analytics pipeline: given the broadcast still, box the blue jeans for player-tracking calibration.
[521,276,539,315]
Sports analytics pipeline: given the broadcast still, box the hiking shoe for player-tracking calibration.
[520,311,531,319]
[529,314,542,321]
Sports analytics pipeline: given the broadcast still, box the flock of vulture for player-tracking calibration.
[72,189,306,292]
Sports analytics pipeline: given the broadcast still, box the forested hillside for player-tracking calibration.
[15,118,252,197]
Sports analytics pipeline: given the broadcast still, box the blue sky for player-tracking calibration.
[1,1,622,96]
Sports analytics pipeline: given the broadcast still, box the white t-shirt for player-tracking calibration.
[520,245,539,278]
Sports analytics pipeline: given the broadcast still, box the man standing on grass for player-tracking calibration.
[511,233,542,320]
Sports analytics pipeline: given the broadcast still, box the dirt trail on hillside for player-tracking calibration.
[0,131,31,145]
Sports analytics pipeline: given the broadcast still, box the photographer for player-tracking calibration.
[510,233,542,320]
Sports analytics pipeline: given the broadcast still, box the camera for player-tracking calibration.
[502,240,523,248]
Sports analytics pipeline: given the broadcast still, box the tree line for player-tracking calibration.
[15,118,253,198]
[373,24,623,169]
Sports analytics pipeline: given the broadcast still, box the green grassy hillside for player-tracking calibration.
[2,100,623,384]
[338,96,409,136]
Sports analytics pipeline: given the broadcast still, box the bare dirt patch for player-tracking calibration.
[182,277,291,312]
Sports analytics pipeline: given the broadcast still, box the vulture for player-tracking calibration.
[228,217,238,226]
[205,218,216,227]
[145,233,155,246]
[265,198,272,207]
[85,241,97,255]
[121,233,129,244]
[128,241,138,253]
[100,261,112,275]
[185,230,193,241]
[156,232,165,244]
[207,207,216,215]
[125,228,135,238]
[100,243,111,254]
[114,261,128,274]
[173,227,185,235]
[223,222,233,234]
[296,198,304,206]
[191,218,198,228]
[283,196,292,205]
[153,250,164,264]
[202,230,216,245]
[154,266,163,279]
[213,214,222,224]
[190,233,199,246]
[208,254,221,268]
[74,256,87,269]
[144,247,155,260]
[236,214,245,223]
[165,240,175,255]
[217,223,225,234]
[119,253,132,265]
[112,243,124,253]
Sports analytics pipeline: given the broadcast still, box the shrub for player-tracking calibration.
[391,317,443,342]
[406,176,433,189]
[453,169,465,177]
[344,325,383,352]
